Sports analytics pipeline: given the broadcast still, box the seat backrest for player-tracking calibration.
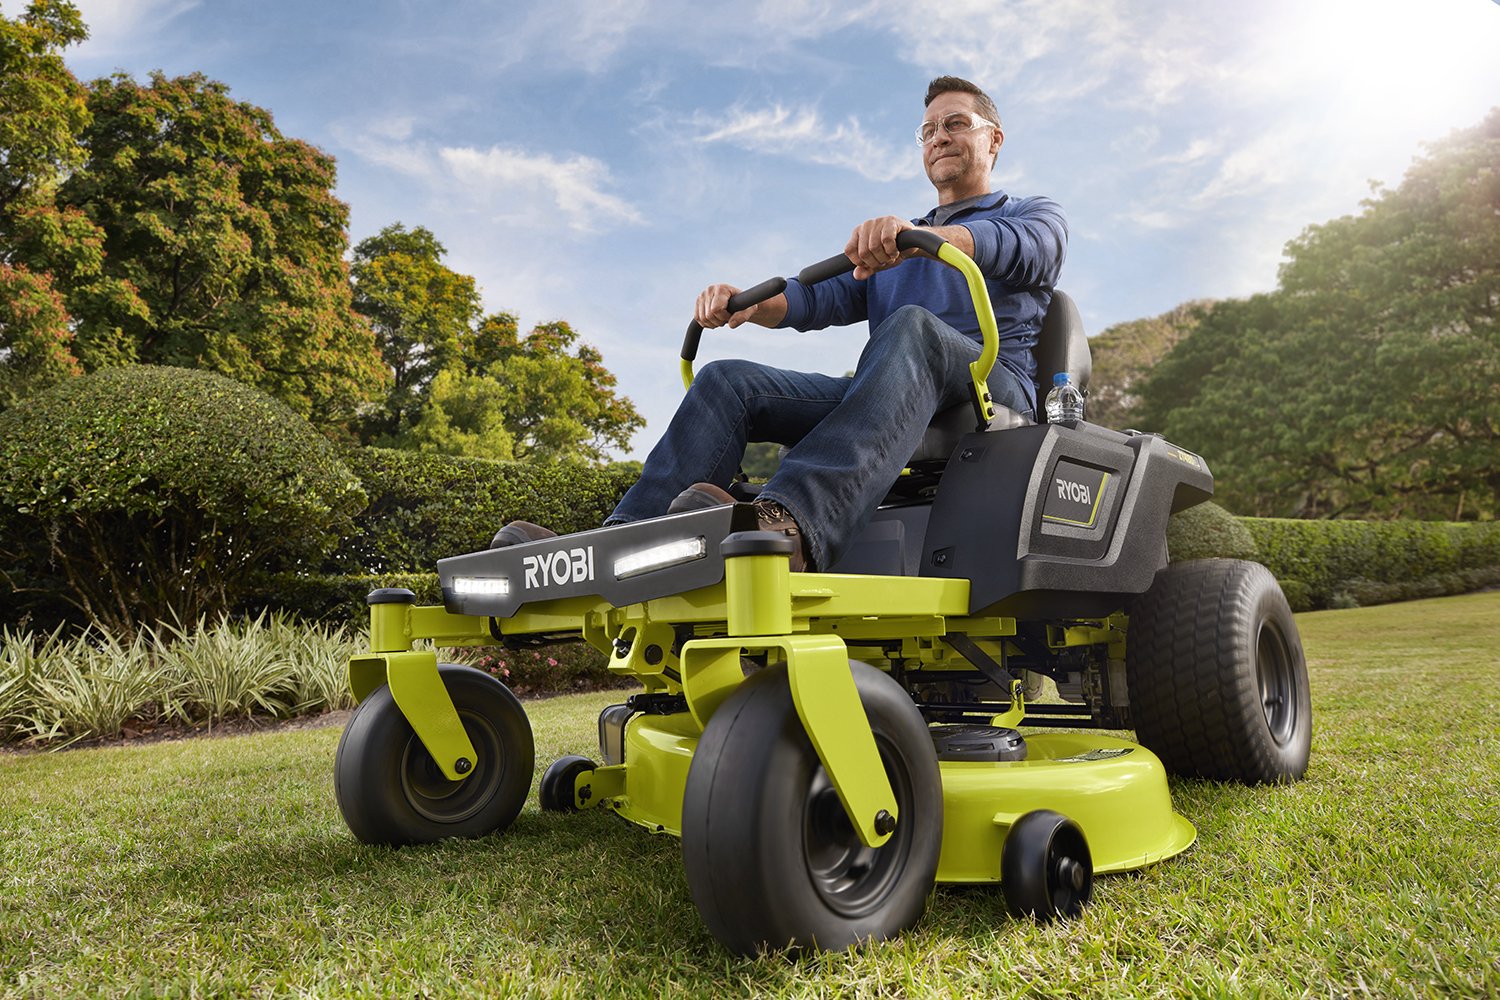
[1033,289,1090,393]
[905,289,1091,466]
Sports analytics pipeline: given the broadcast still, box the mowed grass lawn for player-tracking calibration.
[3,592,1498,998]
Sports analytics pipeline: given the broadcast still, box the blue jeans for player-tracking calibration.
[608,305,1035,570]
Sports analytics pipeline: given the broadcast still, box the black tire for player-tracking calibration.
[539,754,595,812]
[335,663,534,845]
[1127,558,1312,784]
[1001,810,1093,921]
[680,662,942,955]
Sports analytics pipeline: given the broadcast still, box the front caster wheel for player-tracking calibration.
[1001,810,1093,921]
[335,663,534,845]
[681,663,942,956]
[539,755,596,812]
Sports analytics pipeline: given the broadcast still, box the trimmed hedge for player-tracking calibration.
[0,366,364,633]
[242,448,638,623]
[1243,518,1500,611]
[244,571,443,626]
[1167,502,1258,562]
[226,444,1498,624]
[326,448,637,574]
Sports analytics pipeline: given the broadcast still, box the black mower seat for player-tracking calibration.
[907,289,1090,464]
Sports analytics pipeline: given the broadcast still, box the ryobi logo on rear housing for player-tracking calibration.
[1042,460,1111,528]
[523,546,596,589]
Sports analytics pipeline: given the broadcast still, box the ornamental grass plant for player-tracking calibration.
[0,613,360,747]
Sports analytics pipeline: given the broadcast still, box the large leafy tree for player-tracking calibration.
[1136,109,1500,519]
[395,314,645,463]
[480,317,645,463]
[0,0,87,211]
[350,223,481,441]
[61,71,387,424]
[0,0,90,404]
[1084,301,1208,431]
[356,226,643,462]
[3,54,387,426]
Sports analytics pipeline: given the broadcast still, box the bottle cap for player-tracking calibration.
[1053,372,1069,386]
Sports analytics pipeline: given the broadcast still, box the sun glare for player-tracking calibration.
[1258,0,1499,122]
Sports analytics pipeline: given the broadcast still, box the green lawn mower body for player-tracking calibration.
[333,233,1312,955]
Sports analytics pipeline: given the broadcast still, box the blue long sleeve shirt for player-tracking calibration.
[777,191,1068,413]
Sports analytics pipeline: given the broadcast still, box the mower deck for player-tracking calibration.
[602,714,1194,881]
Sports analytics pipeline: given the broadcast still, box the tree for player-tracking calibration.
[481,319,644,463]
[355,231,645,463]
[397,367,516,459]
[1135,109,1500,519]
[7,69,387,426]
[0,1,91,405]
[350,223,481,441]
[0,0,88,213]
[0,263,78,406]
[1084,301,1209,431]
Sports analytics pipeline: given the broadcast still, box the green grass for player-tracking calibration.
[3,592,1499,998]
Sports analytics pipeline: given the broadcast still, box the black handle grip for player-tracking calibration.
[896,227,946,256]
[681,276,787,361]
[682,321,706,363]
[679,230,947,363]
[797,253,855,286]
[794,229,948,288]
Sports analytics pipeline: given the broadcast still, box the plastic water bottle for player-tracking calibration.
[1045,372,1085,426]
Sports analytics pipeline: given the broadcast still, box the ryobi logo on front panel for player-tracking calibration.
[523,546,595,589]
[1042,460,1111,528]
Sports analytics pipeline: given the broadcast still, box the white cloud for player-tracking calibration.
[440,146,644,230]
[866,0,1213,112]
[484,0,657,74]
[694,104,914,182]
[67,0,199,60]
[1190,133,1293,209]
[1150,137,1219,167]
[339,127,642,233]
[1114,208,1182,232]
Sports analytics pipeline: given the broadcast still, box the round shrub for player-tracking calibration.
[1167,501,1258,562]
[0,365,365,633]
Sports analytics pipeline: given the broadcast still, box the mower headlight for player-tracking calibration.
[451,576,510,596]
[614,536,707,580]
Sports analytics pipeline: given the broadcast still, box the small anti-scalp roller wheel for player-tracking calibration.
[335,663,534,845]
[1001,810,1094,921]
[539,754,596,812]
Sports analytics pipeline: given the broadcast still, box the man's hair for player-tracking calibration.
[924,76,1002,127]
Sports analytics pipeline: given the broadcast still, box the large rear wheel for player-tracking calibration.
[335,663,534,844]
[1127,559,1311,783]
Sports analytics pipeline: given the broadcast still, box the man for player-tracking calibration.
[497,76,1066,572]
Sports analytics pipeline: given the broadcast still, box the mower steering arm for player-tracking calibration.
[678,228,999,428]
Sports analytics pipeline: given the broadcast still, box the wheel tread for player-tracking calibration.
[1127,559,1311,784]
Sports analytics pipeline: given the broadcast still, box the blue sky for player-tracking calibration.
[27,0,1500,459]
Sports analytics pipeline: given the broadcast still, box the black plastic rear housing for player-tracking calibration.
[920,423,1212,617]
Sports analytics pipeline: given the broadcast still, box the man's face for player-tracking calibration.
[921,91,1002,191]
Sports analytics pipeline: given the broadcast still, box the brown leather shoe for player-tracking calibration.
[667,481,736,514]
[489,520,558,548]
[752,498,811,572]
